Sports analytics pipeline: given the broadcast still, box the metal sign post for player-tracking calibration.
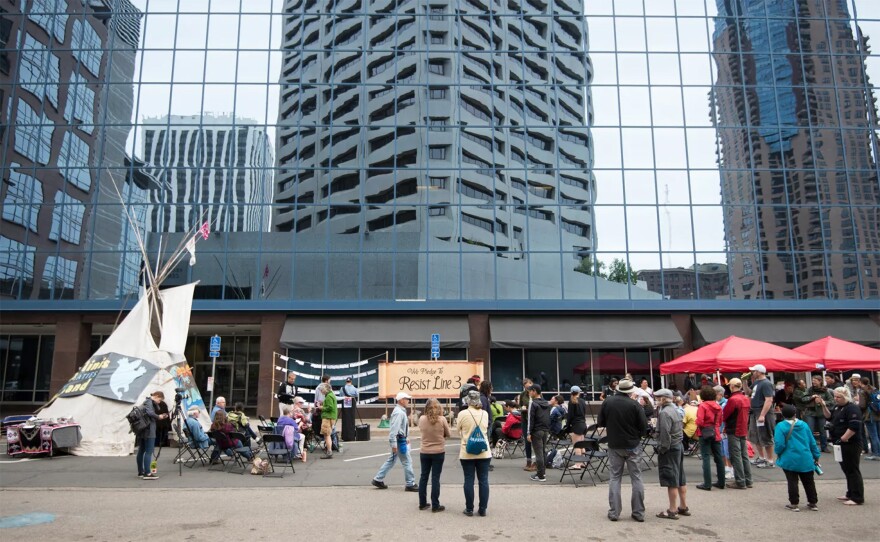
[208,335,221,408]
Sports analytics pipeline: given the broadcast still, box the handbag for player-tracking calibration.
[699,408,719,440]
[465,411,489,455]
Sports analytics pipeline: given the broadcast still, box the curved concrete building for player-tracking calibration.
[274,0,596,268]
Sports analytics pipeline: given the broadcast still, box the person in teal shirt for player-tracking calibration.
[774,404,821,511]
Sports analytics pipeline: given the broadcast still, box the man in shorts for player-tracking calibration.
[318,382,337,459]
[748,364,776,468]
[655,389,688,519]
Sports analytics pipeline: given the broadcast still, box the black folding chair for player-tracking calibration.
[547,429,571,452]
[579,439,608,486]
[206,430,238,472]
[228,431,253,474]
[261,434,296,477]
[500,422,524,458]
[639,434,658,470]
[585,423,604,439]
[173,425,208,468]
[559,440,590,487]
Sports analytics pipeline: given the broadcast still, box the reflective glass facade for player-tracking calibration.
[1,0,879,307]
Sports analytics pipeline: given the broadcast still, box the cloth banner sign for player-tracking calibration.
[379,361,483,399]
[58,352,159,403]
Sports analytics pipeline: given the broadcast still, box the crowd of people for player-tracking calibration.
[131,367,876,520]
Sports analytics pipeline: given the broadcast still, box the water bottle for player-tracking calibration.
[814,462,823,476]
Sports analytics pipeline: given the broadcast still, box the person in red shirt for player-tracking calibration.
[695,386,724,491]
[723,378,753,488]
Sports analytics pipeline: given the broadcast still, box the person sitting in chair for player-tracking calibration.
[210,410,253,462]
[500,402,523,442]
[550,395,567,436]
[185,407,210,450]
[276,405,306,462]
[227,403,261,445]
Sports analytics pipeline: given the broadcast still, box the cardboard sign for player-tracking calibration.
[378,361,483,399]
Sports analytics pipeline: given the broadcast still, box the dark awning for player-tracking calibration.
[489,316,683,349]
[693,316,880,348]
[280,316,470,348]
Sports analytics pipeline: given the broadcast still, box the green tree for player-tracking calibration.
[574,255,607,278]
[607,258,637,285]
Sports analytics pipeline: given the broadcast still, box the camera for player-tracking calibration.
[174,387,188,404]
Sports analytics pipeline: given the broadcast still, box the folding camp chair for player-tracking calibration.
[559,440,590,487]
[261,434,296,477]
[578,439,608,486]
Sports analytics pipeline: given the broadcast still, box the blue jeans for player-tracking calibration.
[805,415,828,451]
[374,447,415,487]
[460,458,490,513]
[418,452,445,508]
[865,418,880,456]
[136,437,155,475]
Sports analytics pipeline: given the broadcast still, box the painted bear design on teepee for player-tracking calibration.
[109,357,147,400]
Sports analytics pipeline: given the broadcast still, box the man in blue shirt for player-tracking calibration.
[210,396,226,421]
[185,407,210,449]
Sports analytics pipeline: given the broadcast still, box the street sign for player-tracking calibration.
[431,333,440,360]
[206,376,214,392]
[208,335,221,407]
[209,335,221,354]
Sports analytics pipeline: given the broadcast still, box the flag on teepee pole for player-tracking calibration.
[185,237,197,266]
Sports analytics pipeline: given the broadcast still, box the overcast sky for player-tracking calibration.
[124,0,880,270]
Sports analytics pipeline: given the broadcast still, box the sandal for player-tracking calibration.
[677,507,690,516]
[656,510,679,520]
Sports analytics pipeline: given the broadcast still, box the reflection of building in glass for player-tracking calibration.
[712,0,880,300]
[273,0,597,290]
[0,0,141,300]
[637,263,729,300]
[141,115,274,234]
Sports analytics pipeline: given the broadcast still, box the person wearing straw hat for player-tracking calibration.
[372,392,417,492]
[597,378,648,522]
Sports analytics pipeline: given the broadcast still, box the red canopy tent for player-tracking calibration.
[793,336,880,371]
[660,335,824,375]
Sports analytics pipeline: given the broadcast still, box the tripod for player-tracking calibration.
[169,393,187,477]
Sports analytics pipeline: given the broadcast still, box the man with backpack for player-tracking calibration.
[133,390,167,480]
[526,385,551,482]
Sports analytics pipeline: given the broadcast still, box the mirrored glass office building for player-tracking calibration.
[1,0,877,412]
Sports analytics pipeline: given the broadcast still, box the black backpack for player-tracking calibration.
[126,404,150,434]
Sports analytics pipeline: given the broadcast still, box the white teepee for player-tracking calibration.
[39,283,210,456]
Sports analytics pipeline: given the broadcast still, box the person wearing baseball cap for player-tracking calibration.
[597,378,648,522]
[567,385,588,453]
[372,391,417,491]
[749,364,776,468]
